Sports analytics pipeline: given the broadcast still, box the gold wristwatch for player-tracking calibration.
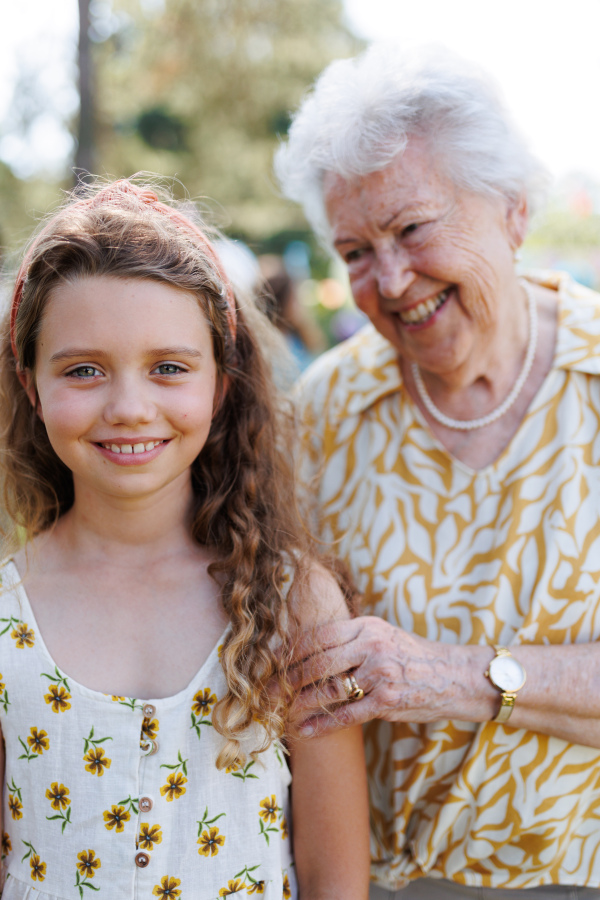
[485,646,526,723]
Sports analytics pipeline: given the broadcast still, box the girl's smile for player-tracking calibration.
[94,438,171,465]
[32,275,218,504]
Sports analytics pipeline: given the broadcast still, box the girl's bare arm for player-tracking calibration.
[289,565,370,899]
[290,725,370,899]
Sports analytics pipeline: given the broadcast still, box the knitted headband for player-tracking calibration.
[10,180,237,363]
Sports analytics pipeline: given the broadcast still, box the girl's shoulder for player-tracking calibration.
[289,559,354,632]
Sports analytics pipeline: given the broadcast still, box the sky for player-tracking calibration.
[343,0,600,184]
[1,0,600,183]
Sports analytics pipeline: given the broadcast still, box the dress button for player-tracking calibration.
[135,851,150,868]
[142,704,156,717]
[139,796,153,812]
[140,739,159,756]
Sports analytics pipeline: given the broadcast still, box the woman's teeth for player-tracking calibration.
[400,289,450,325]
[101,441,163,454]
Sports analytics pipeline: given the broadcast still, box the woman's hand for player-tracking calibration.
[287,617,600,749]
[288,616,498,737]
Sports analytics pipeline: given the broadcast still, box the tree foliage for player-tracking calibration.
[92,0,362,238]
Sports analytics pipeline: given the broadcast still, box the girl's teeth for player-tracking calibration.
[105,441,160,454]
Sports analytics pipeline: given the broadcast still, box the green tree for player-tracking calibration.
[92,0,362,238]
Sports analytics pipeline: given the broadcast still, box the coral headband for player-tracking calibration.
[10,180,237,361]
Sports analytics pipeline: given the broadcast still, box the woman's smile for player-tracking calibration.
[396,287,452,328]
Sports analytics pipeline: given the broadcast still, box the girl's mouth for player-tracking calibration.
[97,439,167,455]
[399,288,451,326]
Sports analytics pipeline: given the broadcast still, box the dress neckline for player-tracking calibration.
[3,558,229,710]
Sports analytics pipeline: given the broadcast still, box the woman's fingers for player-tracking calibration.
[286,616,461,735]
[289,693,379,739]
[290,616,390,687]
[291,617,364,665]
[290,670,370,719]
[290,641,366,688]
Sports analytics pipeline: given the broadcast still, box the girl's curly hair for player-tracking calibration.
[0,177,328,768]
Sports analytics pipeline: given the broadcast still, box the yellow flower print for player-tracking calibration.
[138,823,163,850]
[46,782,70,811]
[2,831,11,854]
[11,623,35,648]
[152,875,182,898]
[191,687,217,717]
[30,853,46,881]
[103,805,131,833]
[142,717,159,740]
[45,684,71,713]
[160,772,187,802]
[0,677,4,693]
[219,879,246,896]
[76,850,101,878]
[197,826,225,857]
[8,795,22,820]
[280,814,288,840]
[83,747,112,776]
[247,883,265,895]
[111,696,126,701]
[27,727,50,754]
[259,795,278,825]
[282,873,291,900]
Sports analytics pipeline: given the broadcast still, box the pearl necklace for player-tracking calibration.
[410,281,538,431]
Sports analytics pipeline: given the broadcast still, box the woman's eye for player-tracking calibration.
[402,223,419,237]
[154,363,184,376]
[345,248,366,264]
[68,365,101,379]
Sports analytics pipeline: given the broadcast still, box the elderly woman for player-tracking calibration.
[275,45,600,899]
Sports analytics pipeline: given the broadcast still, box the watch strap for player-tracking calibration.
[493,691,517,723]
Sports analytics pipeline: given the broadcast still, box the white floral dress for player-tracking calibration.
[0,561,295,900]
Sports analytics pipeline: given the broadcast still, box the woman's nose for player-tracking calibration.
[103,375,156,426]
[376,247,415,299]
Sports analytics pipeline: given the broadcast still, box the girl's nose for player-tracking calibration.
[376,247,415,299]
[103,376,157,426]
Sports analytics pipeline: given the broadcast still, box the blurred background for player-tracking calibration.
[1,0,600,367]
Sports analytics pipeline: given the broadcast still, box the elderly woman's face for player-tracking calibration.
[324,137,527,376]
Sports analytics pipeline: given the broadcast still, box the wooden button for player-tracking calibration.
[139,796,153,812]
[135,851,150,868]
[140,739,159,756]
[142,704,156,717]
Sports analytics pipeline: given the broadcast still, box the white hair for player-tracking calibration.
[274,43,549,248]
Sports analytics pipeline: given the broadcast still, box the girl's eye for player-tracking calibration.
[153,363,185,376]
[68,365,101,379]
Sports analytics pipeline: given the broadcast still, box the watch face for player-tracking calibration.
[489,655,526,692]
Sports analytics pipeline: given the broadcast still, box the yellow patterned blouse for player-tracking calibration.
[295,272,600,890]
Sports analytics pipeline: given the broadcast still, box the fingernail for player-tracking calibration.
[299,723,314,737]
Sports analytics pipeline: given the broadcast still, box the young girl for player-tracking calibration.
[0,180,370,899]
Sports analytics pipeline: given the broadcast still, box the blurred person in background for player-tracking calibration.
[259,254,326,379]
[276,43,600,899]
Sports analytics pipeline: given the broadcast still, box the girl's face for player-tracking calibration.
[32,275,218,506]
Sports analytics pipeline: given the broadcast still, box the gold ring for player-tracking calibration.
[342,673,364,702]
